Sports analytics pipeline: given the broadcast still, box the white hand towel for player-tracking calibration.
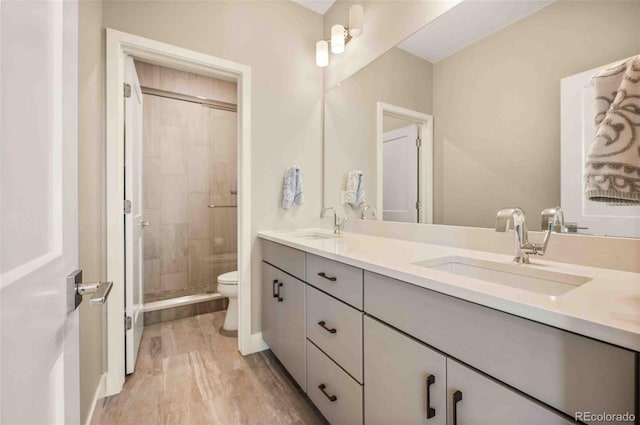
[585,55,640,205]
[343,170,365,207]
[282,166,304,209]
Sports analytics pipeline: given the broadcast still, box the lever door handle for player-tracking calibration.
[67,270,113,312]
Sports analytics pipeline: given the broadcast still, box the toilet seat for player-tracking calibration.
[217,270,238,285]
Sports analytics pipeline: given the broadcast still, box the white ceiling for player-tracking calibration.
[291,0,336,15]
[398,0,554,63]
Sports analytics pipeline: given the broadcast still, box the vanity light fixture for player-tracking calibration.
[315,4,364,67]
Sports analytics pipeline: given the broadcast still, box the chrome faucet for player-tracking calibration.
[360,205,377,220]
[495,207,551,264]
[541,206,564,233]
[321,207,347,235]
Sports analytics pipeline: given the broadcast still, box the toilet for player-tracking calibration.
[217,270,238,332]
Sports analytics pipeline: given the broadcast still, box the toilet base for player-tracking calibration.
[223,296,238,331]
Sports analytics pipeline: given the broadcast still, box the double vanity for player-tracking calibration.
[259,229,639,425]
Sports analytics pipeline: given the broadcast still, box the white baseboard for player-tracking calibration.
[85,373,107,425]
[246,332,268,354]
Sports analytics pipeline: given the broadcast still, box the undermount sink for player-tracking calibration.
[415,256,592,296]
[291,231,342,241]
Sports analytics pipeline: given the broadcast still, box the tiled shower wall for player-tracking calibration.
[136,61,237,319]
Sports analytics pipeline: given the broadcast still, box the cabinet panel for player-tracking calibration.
[446,359,574,425]
[278,272,306,391]
[365,271,636,419]
[262,239,305,280]
[307,254,363,309]
[261,262,280,357]
[364,316,446,425]
[307,340,363,425]
[307,285,363,383]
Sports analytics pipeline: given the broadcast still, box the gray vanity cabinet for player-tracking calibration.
[261,261,306,391]
[446,359,574,425]
[364,316,446,425]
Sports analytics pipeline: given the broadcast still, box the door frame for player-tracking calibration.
[105,29,253,395]
[376,102,434,223]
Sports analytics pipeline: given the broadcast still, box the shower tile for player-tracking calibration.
[159,97,189,128]
[209,162,233,206]
[188,192,210,239]
[144,259,161,295]
[188,146,210,193]
[142,95,160,159]
[188,239,213,286]
[159,66,190,96]
[144,161,161,209]
[210,208,237,255]
[135,60,160,88]
[160,125,188,176]
[161,175,187,224]
[160,271,188,292]
[187,103,207,146]
[143,209,160,260]
[160,223,188,274]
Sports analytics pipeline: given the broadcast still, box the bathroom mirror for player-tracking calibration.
[323,0,640,237]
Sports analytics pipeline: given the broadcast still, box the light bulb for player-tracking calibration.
[349,5,364,37]
[331,24,345,54]
[316,40,329,67]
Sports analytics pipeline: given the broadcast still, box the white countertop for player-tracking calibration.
[258,228,640,352]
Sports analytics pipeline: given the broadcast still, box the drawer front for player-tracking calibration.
[364,271,637,420]
[307,340,363,425]
[447,359,574,425]
[262,239,305,280]
[306,254,363,309]
[307,285,363,383]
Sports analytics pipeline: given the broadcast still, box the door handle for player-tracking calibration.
[277,282,283,302]
[318,384,337,402]
[272,280,279,298]
[426,374,436,419]
[67,270,113,312]
[317,272,337,282]
[138,220,150,227]
[452,390,462,425]
[317,320,337,334]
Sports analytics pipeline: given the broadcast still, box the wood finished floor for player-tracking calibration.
[91,311,327,425]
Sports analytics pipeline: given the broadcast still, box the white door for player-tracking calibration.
[1,0,81,423]
[383,124,419,222]
[561,60,640,238]
[124,56,145,374]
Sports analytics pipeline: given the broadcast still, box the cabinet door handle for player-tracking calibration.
[318,384,337,402]
[452,390,462,425]
[272,280,279,298]
[426,374,436,419]
[277,282,283,302]
[317,320,337,334]
[317,272,337,282]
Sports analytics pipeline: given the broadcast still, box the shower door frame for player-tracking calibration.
[105,29,258,397]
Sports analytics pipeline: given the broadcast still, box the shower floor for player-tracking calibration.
[91,311,327,425]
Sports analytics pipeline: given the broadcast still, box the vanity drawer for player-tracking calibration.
[306,285,363,383]
[261,239,305,281]
[307,340,363,425]
[306,254,363,309]
[364,271,637,421]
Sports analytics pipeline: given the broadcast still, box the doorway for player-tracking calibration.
[106,29,254,396]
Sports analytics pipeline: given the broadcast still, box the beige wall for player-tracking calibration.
[323,0,460,89]
[78,0,105,423]
[324,47,433,218]
[432,0,640,229]
[98,1,324,331]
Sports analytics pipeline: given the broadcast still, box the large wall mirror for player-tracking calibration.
[323,0,640,237]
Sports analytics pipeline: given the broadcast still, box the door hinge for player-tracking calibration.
[416,137,422,148]
[416,201,422,210]
[124,83,132,98]
[123,199,132,214]
[125,315,132,331]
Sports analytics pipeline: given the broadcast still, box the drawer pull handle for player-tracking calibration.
[272,280,279,298]
[277,282,283,302]
[318,384,337,402]
[317,321,337,334]
[317,272,337,282]
[426,374,436,419]
[452,390,462,425]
